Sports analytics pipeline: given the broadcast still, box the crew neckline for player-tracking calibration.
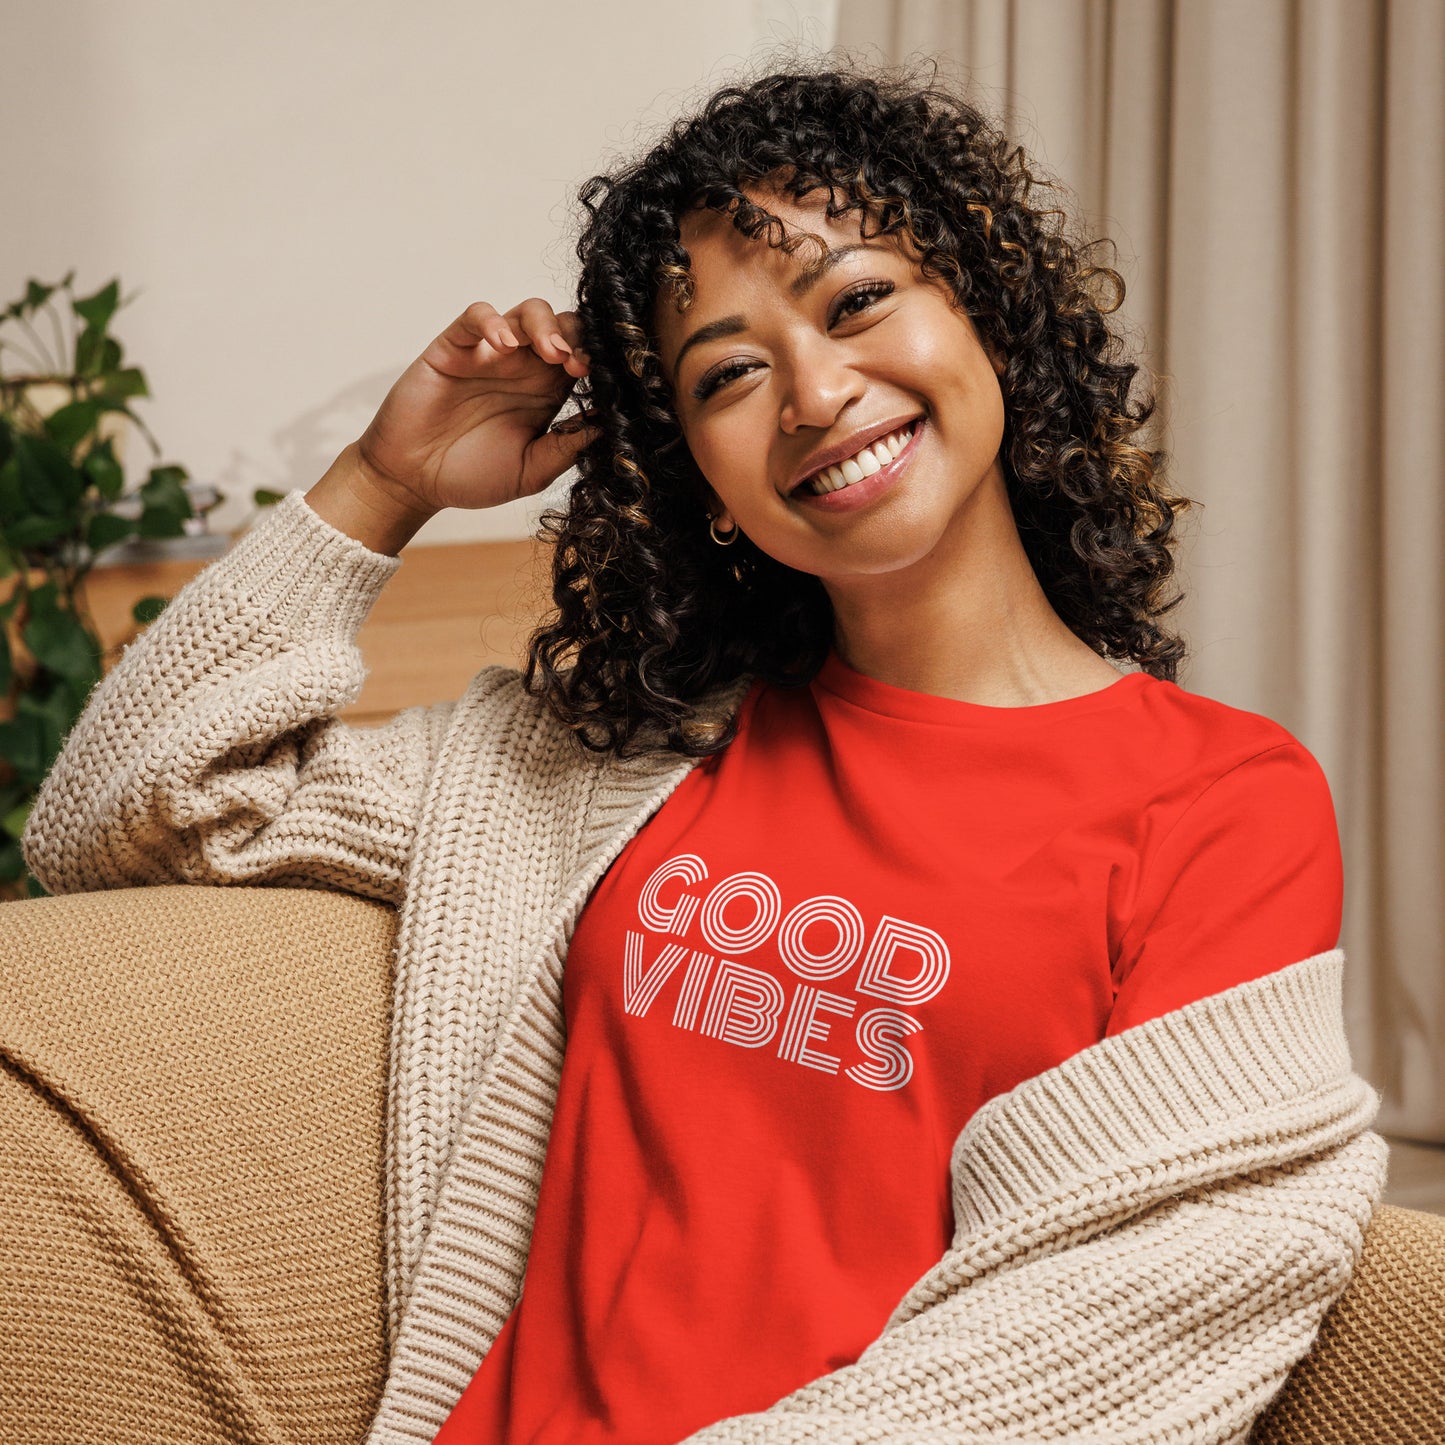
[811,647,1153,725]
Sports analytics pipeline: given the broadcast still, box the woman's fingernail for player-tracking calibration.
[551,333,572,353]
[499,327,519,346]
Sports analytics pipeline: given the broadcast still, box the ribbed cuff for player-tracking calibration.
[949,948,1371,1232]
[214,487,404,640]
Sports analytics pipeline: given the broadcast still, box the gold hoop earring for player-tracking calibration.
[709,515,739,546]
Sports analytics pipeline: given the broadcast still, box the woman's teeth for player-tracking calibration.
[800,422,916,496]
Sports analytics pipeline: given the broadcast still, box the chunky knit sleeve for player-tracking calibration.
[676,949,1389,1445]
[20,488,453,907]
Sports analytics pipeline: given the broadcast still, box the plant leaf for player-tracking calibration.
[132,594,169,625]
[13,434,84,515]
[44,399,101,452]
[12,688,78,783]
[5,513,73,547]
[26,579,58,612]
[76,324,105,376]
[86,510,135,552]
[0,455,22,522]
[99,366,148,401]
[0,625,10,694]
[1,795,31,843]
[73,279,120,331]
[0,777,30,812]
[58,670,97,722]
[23,280,56,314]
[144,463,190,493]
[137,464,193,536]
[0,713,47,784]
[138,507,189,539]
[82,437,125,499]
[22,600,101,682]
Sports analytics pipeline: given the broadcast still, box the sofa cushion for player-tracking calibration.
[0,884,394,1444]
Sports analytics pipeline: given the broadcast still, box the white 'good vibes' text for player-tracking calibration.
[622,853,952,1092]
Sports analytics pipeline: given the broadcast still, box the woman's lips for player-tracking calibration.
[789,416,925,514]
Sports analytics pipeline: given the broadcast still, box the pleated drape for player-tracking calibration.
[833,0,1445,1140]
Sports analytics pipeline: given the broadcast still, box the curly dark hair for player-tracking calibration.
[522,53,1196,759]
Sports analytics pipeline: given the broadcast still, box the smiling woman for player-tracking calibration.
[13,47,1379,1445]
[521,59,1197,755]
[410,54,1357,1445]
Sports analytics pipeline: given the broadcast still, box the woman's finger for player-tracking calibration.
[423,301,523,375]
[546,309,591,376]
[441,301,509,350]
[553,310,590,363]
[494,300,591,377]
[526,415,603,493]
[551,402,602,435]
[427,299,587,379]
[505,298,581,368]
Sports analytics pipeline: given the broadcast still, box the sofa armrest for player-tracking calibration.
[1250,1201,1445,1443]
[0,884,395,1444]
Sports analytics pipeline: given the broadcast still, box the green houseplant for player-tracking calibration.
[0,273,209,899]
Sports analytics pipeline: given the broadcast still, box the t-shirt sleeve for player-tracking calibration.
[1106,739,1344,1037]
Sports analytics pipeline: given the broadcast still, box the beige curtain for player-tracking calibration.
[833,0,1444,1142]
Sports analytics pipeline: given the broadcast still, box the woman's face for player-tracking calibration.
[651,184,1009,583]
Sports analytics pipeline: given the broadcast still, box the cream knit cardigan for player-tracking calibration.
[23,489,1389,1445]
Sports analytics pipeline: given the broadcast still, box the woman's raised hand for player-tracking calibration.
[353,299,598,514]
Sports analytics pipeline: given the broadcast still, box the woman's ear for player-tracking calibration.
[704,483,727,522]
[957,302,1008,379]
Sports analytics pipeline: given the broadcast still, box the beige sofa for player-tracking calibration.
[1,882,1441,1444]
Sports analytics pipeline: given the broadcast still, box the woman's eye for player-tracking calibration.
[694,359,754,400]
[832,279,895,322]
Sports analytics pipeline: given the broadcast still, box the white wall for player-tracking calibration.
[0,0,839,544]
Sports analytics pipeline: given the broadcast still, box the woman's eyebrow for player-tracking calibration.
[669,316,748,385]
[788,240,893,297]
[667,241,895,382]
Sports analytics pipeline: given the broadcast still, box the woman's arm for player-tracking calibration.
[21,291,597,902]
[20,471,451,906]
[306,442,438,558]
[675,950,1388,1445]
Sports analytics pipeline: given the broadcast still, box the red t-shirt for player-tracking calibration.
[433,652,1342,1444]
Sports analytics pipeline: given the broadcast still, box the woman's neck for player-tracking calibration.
[823,470,1120,707]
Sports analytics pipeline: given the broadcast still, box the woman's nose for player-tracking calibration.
[777,337,866,434]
